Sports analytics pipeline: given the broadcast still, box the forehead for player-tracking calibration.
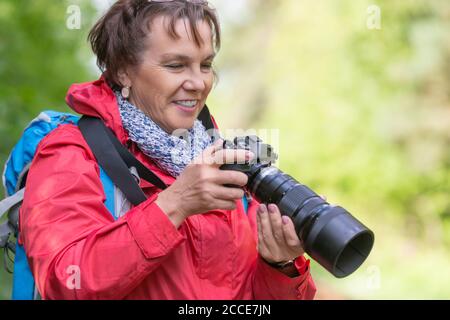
[146,15,214,56]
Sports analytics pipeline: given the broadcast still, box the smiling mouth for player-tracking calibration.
[173,100,198,107]
[173,100,199,112]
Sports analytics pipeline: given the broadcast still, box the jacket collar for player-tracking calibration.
[66,75,129,145]
[65,75,176,187]
[65,75,219,189]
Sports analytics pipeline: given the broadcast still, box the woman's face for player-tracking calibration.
[122,15,216,133]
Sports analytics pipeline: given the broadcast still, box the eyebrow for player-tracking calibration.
[160,53,216,61]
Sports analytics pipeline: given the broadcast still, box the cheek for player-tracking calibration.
[158,76,184,102]
[141,84,172,111]
[200,76,214,100]
[134,67,173,100]
[135,69,214,113]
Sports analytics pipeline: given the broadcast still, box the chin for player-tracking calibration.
[168,120,196,133]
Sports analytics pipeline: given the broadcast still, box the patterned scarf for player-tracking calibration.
[115,91,214,177]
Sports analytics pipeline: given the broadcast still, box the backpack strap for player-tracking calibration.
[0,189,25,223]
[78,105,217,207]
[79,116,167,206]
[197,104,216,132]
[0,189,24,252]
[102,125,168,191]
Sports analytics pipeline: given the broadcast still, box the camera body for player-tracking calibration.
[220,135,374,278]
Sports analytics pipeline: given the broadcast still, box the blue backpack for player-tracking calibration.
[0,111,128,299]
[0,108,246,300]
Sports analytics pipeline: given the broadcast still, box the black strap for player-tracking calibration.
[107,105,215,186]
[79,117,154,206]
[198,105,215,132]
[78,106,216,206]
[103,127,168,190]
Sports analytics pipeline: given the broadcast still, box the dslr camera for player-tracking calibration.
[220,135,374,278]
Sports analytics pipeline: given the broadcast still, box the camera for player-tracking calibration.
[220,135,374,278]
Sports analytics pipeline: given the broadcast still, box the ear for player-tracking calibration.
[117,69,132,88]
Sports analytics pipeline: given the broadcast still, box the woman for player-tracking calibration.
[20,0,316,299]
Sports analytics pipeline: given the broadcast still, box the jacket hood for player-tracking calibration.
[65,75,129,145]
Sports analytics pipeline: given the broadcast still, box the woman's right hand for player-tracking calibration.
[155,139,254,228]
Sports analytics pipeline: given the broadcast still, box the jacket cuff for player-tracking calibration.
[294,255,311,276]
[126,194,185,260]
[256,255,312,298]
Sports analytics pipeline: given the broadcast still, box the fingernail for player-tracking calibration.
[268,204,277,214]
[258,204,267,214]
[245,151,255,160]
[282,216,290,225]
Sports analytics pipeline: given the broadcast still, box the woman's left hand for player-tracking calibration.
[256,203,304,265]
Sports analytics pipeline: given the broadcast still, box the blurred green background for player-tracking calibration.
[0,0,449,299]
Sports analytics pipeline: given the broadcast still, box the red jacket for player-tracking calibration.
[19,76,316,300]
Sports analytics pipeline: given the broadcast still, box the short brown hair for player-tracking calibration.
[88,0,221,89]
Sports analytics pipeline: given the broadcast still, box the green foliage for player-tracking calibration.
[0,0,95,160]
[0,0,95,299]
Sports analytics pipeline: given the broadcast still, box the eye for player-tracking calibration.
[201,63,213,70]
[166,64,184,70]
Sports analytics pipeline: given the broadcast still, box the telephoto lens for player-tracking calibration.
[220,136,375,278]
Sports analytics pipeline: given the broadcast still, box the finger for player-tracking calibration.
[213,199,237,211]
[256,209,263,247]
[193,139,224,164]
[258,203,276,250]
[268,204,284,244]
[281,216,302,248]
[211,138,224,152]
[212,186,245,201]
[212,149,254,167]
[256,206,269,257]
[214,170,249,187]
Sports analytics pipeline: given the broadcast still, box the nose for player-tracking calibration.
[182,67,207,92]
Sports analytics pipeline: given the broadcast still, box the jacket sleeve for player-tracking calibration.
[246,199,317,300]
[19,125,185,300]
